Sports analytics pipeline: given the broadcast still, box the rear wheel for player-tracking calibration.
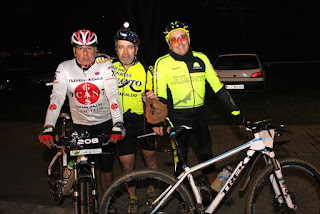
[99,169,194,214]
[246,158,320,213]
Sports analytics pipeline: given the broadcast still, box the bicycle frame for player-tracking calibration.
[47,145,97,195]
[151,131,296,214]
[47,113,101,213]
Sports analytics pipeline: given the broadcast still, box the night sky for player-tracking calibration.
[1,0,320,64]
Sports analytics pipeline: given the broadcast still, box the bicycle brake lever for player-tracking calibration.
[102,139,111,146]
[137,132,157,139]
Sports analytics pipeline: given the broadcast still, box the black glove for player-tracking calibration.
[111,122,126,141]
[234,113,245,126]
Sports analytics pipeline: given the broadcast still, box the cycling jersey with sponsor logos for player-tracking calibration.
[113,60,153,115]
[44,59,123,127]
[154,51,223,109]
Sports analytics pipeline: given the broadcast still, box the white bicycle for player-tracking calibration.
[99,119,320,213]
[47,113,113,214]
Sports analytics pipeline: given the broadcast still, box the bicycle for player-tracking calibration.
[47,113,113,214]
[99,119,320,213]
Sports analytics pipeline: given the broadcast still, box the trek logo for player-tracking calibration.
[75,82,100,105]
[222,153,253,194]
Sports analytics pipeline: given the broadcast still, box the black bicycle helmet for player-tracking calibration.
[114,22,140,46]
[163,21,189,42]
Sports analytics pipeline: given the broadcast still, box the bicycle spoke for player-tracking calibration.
[99,169,194,214]
[246,158,320,214]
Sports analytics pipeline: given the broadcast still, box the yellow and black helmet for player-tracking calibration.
[163,21,189,42]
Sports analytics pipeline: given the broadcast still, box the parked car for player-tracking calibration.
[213,53,266,90]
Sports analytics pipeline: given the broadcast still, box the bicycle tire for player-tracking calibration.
[99,168,195,214]
[246,157,320,213]
[48,151,64,205]
[78,177,98,214]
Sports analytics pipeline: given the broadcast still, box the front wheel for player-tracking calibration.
[76,177,98,214]
[99,169,194,214]
[246,158,320,213]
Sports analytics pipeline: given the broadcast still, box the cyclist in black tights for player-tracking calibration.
[152,21,244,186]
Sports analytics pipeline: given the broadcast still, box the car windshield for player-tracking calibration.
[214,55,259,70]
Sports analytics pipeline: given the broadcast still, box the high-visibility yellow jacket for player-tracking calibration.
[154,51,240,117]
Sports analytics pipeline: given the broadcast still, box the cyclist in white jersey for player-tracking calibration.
[39,29,125,191]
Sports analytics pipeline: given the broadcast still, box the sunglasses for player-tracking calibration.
[169,34,188,44]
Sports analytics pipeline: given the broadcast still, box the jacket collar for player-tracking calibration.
[169,47,194,62]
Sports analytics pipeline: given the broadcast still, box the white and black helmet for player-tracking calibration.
[71,29,98,46]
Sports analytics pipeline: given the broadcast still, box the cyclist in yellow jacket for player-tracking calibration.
[113,22,157,213]
[153,21,244,187]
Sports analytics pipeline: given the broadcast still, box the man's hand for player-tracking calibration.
[141,90,158,103]
[152,120,171,136]
[111,122,126,144]
[96,54,111,63]
[39,125,58,149]
[145,90,158,100]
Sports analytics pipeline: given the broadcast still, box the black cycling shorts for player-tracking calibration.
[73,120,114,173]
[117,113,156,156]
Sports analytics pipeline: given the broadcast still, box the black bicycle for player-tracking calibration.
[47,113,113,214]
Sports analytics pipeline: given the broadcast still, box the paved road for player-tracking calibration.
[1,121,319,213]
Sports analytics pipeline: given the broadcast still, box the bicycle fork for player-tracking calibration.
[265,154,297,210]
[73,156,99,214]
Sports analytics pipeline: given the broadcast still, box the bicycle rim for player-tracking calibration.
[246,158,320,214]
[99,169,194,214]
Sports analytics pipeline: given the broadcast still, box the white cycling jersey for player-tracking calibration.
[44,59,123,127]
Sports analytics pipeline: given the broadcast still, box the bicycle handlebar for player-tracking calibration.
[136,125,193,139]
[137,120,290,140]
[55,132,111,150]
[244,118,291,135]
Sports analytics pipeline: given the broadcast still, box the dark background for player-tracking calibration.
[1,1,320,211]
[1,0,320,64]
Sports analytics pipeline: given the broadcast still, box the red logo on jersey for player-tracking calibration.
[49,104,57,110]
[75,83,100,105]
[111,103,118,110]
